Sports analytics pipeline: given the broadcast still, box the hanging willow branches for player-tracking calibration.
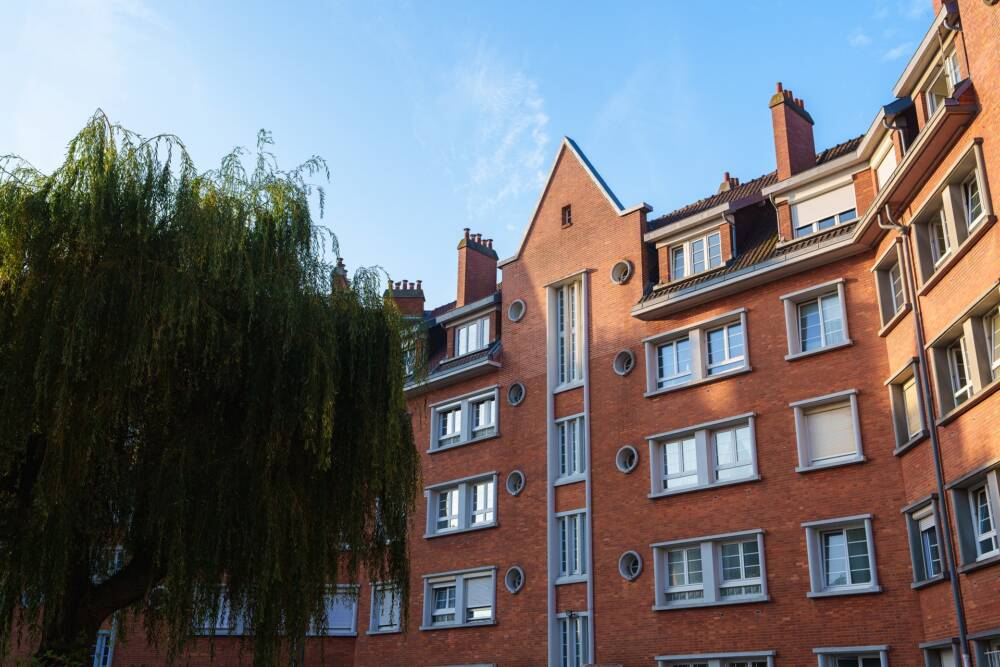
[0,112,419,664]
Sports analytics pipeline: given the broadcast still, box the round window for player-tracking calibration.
[616,445,639,473]
[618,551,642,581]
[504,566,525,594]
[505,470,526,496]
[611,260,633,285]
[507,382,526,406]
[613,350,635,376]
[507,299,526,322]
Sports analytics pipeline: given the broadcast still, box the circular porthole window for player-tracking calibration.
[505,470,525,496]
[504,566,525,594]
[507,382,526,406]
[612,349,635,376]
[616,445,639,473]
[507,299,526,322]
[610,260,634,285]
[618,551,642,581]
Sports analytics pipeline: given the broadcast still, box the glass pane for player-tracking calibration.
[823,531,848,587]
[707,328,725,366]
[816,215,837,230]
[707,233,722,268]
[821,293,844,346]
[671,247,685,280]
[846,527,871,584]
[799,300,821,351]
[691,239,705,273]
[715,429,735,467]
[728,323,744,358]
[687,547,703,584]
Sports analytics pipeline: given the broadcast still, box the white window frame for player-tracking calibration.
[556,510,588,582]
[92,629,114,667]
[643,309,750,396]
[947,337,972,406]
[668,230,723,279]
[929,209,952,267]
[555,414,587,483]
[812,646,889,667]
[193,585,243,636]
[969,482,999,561]
[368,583,402,634]
[556,612,590,667]
[651,529,768,610]
[429,386,499,452]
[420,567,497,631]
[455,315,491,357]
[424,472,498,538]
[791,389,864,472]
[803,515,881,598]
[647,414,759,498]
[780,279,851,360]
[705,321,746,376]
[794,207,857,238]
[871,242,909,328]
[903,500,945,585]
[886,361,926,452]
[655,652,775,667]
[986,306,1000,381]
[964,170,985,231]
[308,584,359,636]
[553,279,584,388]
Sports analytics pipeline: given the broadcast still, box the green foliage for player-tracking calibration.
[0,113,419,663]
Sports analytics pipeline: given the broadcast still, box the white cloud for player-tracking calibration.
[848,30,872,47]
[882,42,913,61]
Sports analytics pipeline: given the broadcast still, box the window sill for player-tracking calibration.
[554,474,587,487]
[957,552,1000,575]
[918,213,997,297]
[911,572,949,590]
[893,429,929,456]
[644,366,751,399]
[878,303,912,337]
[427,432,500,455]
[553,380,584,395]
[306,631,357,638]
[936,376,1000,427]
[648,475,760,500]
[419,620,497,632]
[784,339,854,362]
[652,595,769,611]
[555,574,588,586]
[366,628,403,636]
[806,585,882,599]
[795,455,866,474]
[424,522,497,540]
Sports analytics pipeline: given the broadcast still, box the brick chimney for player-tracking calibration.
[388,279,425,317]
[717,171,740,194]
[456,228,498,307]
[769,82,816,180]
[331,257,349,290]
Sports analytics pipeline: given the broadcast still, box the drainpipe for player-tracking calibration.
[876,206,971,667]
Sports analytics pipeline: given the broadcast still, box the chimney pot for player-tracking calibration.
[776,82,783,93]
[723,170,730,181]
[464,228,471,240]
[416,280,422,289]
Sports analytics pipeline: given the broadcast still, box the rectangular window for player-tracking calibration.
[555,281,583,386]
[902,376,922,439]
[425,473,497,537]
[557,415,586,480]
[310,586,358,636]
[657,656,773,667]
[558,512,587,579]
[706,322,745,376]
[656,337,693,388]
[795,208,857,238]
[971,483,999,560]
[950,468,1000,568]
[91,631,114,667]
[645,309,749,394]
[948,337,971,405]
[930,210,952,266]
[790,182,858,237]
[803,515,880,597]
[782,280,850,358]
[964,171,984,230]
[455,316,490,356]
[888,262,904,313]
[430,387,499,451]
[917,511,943,580]
[887,360,925,450]
[369,584,401,633]
[819,654,884,667]
[792,390,863,472]
[649,414,758,497]
[422,569,495,630]
[653,530,767,609]
[669,231,723,279]
[562,204,572,227]
[986,307,1000,381]
[558,614,589,667]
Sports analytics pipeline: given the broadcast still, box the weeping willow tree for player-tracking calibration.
[0,113,419,664]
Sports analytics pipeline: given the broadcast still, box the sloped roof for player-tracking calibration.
[647,136,865,233]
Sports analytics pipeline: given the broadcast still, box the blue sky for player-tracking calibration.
[1,1,934,307]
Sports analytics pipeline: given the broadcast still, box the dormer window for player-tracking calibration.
[789,181,859,238]
[669,231,722,280]
[456,316,490,356]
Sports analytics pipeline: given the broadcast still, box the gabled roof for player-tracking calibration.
[497,137,651,267]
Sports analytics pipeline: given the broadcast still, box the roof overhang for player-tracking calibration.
[643,202,735,243]
[404,358,500,397]
[892,4,955,98]
[433,293,500,326]
[761,152,866,199]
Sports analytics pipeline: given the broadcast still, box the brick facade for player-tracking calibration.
[105,2,1000,666]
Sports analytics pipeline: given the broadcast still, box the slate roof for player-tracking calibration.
[646,135,865,233]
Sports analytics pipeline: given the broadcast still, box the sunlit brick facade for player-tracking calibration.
[108,1,1000,666]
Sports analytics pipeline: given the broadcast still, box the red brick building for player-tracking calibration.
[108,1,1000,665]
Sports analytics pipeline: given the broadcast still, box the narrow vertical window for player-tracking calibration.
[438,406,462,447]
[964,172,983,229]
[971,484,999,559]
[435,487,459,531]
[902,376,922,438]
[930,210,951,266]
[561,205,572,228]
[918,515,942,579]
[558,615,589,667]
[559,513,586,578]
[671,246,686,280]
[948,337,971,405]
[557,417,586,480]
[556,282,582,385]
[471,395,496,438]
[888,262,905,313]
[986,308,1000,381]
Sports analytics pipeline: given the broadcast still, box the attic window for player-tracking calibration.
[561,205,572,228]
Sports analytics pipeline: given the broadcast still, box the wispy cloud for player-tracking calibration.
[882,42,913,61]
[848,30,872,47]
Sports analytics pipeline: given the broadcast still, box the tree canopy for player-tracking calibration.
[0,113,419,664]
